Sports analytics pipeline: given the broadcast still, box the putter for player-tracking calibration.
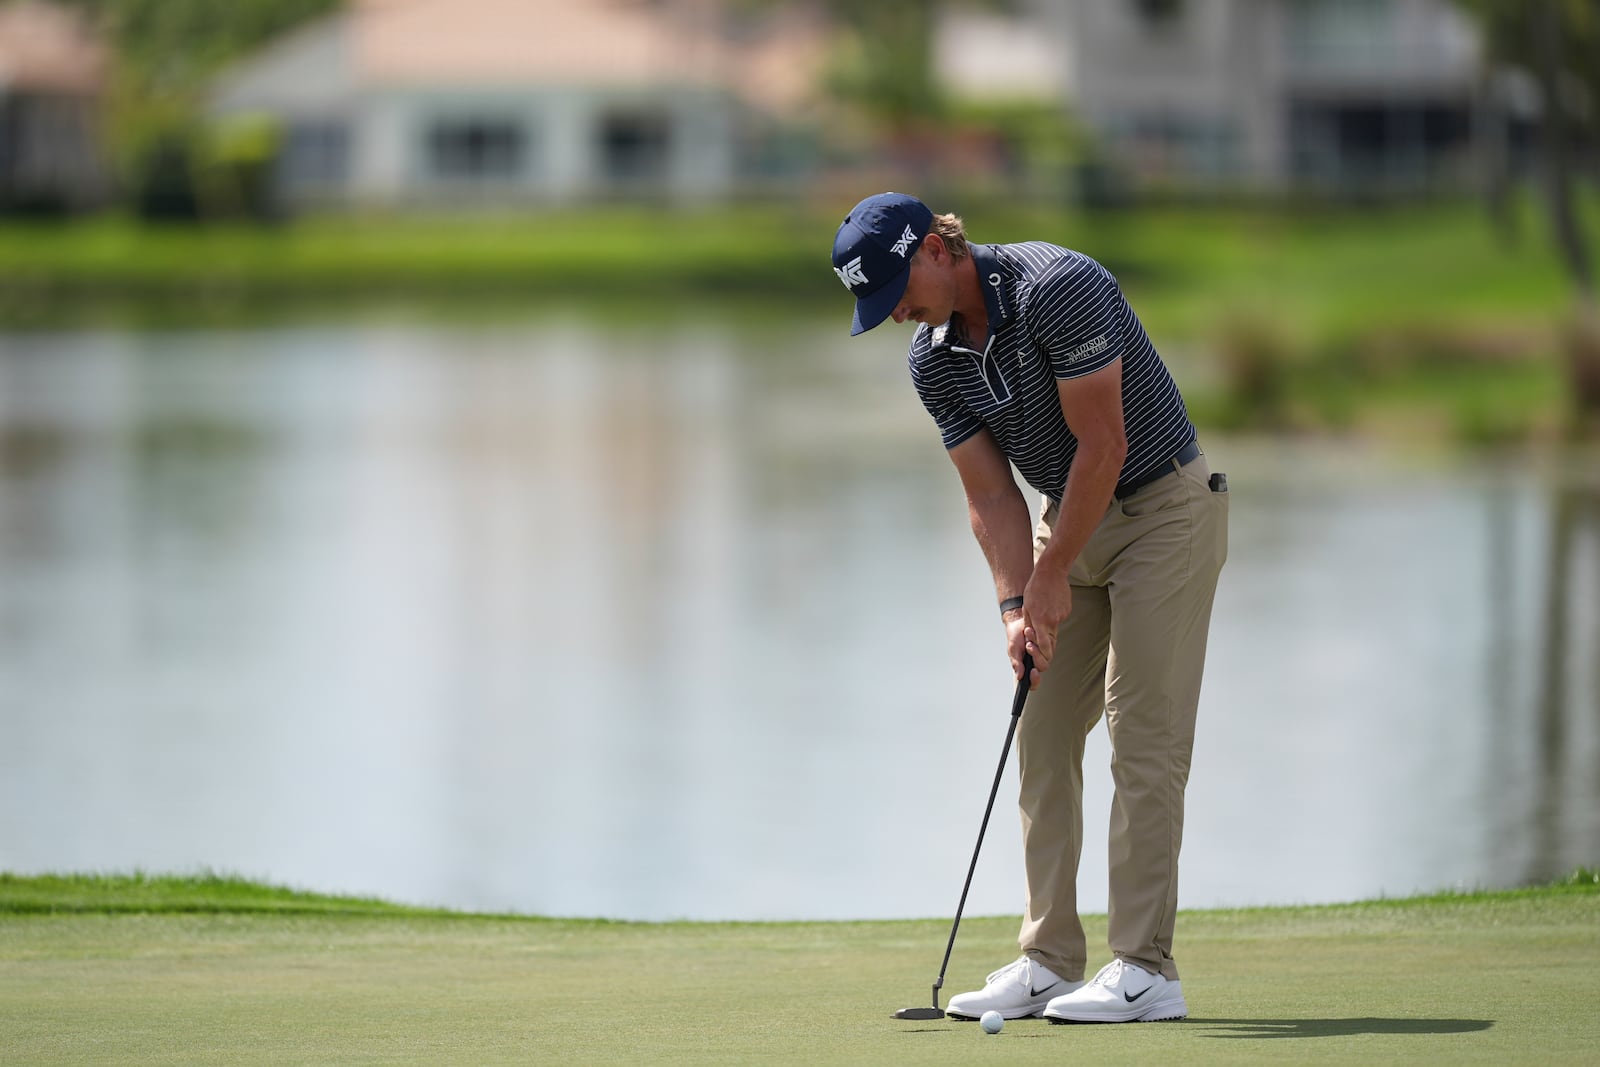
[894,654,1034,1020]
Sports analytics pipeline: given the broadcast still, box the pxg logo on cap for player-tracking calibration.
[833,192,933,336]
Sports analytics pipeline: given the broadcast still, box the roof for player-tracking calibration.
[347,0,827,111]
[0,0,107,94]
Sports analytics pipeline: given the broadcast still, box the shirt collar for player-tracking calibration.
[970,243,1015,331]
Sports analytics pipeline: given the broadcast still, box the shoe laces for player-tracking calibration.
[985,956,1033,986]
[1086,959,1129,989]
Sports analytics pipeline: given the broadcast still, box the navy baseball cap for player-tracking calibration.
[832,192,934,336]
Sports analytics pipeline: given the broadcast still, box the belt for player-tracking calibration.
[1114,439,1201,500]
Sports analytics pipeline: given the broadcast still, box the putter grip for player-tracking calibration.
[1012,653,1034,717]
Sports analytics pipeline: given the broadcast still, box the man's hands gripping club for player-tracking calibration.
[1019,562,1072,682]
[1000,556,1070,688]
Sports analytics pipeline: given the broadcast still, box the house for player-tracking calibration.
[210,0,829,210]
[961,0,1487,194]
[0,0,111,212]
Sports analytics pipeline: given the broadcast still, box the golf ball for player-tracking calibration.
[980,1011,1004,1034]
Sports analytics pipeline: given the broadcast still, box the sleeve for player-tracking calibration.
[909,343,982,450]
[1029,257,1123,380]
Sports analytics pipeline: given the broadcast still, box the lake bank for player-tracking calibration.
[3,201,1584,440]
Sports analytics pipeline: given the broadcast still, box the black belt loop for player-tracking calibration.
[1114,439,1201,501]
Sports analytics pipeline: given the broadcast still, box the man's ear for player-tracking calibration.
[920,232,947,263]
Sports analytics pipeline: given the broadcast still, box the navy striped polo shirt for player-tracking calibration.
[908,241,1195,503]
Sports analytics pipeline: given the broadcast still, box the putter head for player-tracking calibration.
[894,980,947,1020]
[893,1006,946,1020]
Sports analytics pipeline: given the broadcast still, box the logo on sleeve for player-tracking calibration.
[891,225,919,257]
[1065,334,1110,363]
[834,256,869,290]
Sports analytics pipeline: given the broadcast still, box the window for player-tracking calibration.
[426,119,525,181]
[598,111,671,183]
[1288,98,1474,188]
[282,121,349,189]
[1106,111,1238,179]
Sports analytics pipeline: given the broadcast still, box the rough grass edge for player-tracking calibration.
[1,867,1594,922]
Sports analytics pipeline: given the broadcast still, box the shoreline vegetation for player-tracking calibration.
[2,199,1590,442]
[3,868,1595,919]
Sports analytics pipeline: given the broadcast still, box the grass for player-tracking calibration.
[0,199,1577,328]
[2,872,1597,1065]
[1,196,1594,439]
[0,208,818,306]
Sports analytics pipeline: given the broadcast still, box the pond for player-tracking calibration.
[1,310,1595,921]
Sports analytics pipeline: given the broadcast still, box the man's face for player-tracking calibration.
[890,241,958,328]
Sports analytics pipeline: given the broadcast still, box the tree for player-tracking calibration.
[729,0,1074,194]
[1456,0,1600,431]
[1455,0,1598,303]
[57,0,340,215]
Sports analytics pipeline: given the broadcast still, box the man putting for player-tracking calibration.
[834,193,1227,1023]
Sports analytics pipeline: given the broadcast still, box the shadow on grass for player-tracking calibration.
[895,1018,1495,1039]
[1193,1018,1493,1039]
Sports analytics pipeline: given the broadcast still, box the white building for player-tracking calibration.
[0,0,111,211]
[944,0,1487,194]
[211,0,827,209]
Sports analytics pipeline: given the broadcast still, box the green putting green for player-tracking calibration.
[2,873,1596,1065]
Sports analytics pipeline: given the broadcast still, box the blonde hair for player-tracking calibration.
[930,212,970,261]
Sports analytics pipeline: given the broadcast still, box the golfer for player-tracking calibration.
[833,193,1227,1023]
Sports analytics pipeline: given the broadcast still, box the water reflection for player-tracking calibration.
[0,318,1595,920]
[1486,473,1600,888]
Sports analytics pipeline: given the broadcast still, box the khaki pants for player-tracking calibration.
[1017,454,1228,982]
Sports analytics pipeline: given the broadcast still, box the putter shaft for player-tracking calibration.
[898,656,1032,1019]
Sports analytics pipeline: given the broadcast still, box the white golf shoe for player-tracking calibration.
[1042,958,1187,1023]
[945,956,1082,1020]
